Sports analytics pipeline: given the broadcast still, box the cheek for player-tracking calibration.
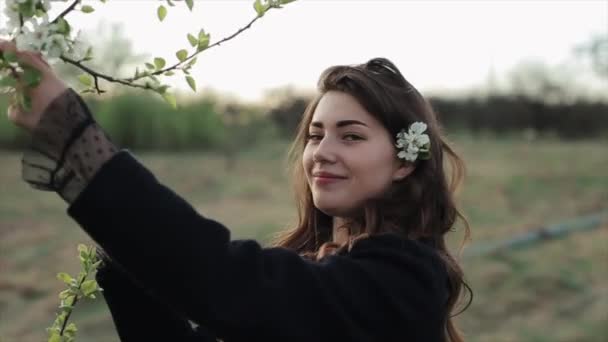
[351,150,396,188]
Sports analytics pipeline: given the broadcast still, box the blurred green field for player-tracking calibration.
[0,136,606,342]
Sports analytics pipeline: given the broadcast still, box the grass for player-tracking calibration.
[0,136,606,341]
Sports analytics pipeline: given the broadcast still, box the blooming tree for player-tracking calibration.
[0,0,295,109]
[0,1,295,341]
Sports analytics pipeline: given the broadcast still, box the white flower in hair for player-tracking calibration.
[409,122,427,135]
[395,121,431,162]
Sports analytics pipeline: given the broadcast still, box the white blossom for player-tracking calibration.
[13,15,56,52]
[44,33,69,58]
[395,121,431,162]
[414,133,430,147]
[2,0,55,37]
[398,150,418,162]
[409,122,427,135]
[3,2,22,34]
[65,31,90,60]
[41,0,52,11]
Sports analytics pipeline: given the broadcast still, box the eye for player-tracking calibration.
[344,134,363,141]
[306,133,322,142]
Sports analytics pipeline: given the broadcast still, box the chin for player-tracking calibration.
[313,199,353,217]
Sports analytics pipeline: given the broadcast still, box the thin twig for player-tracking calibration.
[125,14,265,82]
[58,274,86,336]
[51,0,80,25]
[60,56,151,93]
[58,7,278,94]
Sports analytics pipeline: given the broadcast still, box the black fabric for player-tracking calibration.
[22,88,117,203]
[67,151,449,342]
[95,254,218,341]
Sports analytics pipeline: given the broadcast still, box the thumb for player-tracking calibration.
[0,39,50,72]
[6,103,23,127]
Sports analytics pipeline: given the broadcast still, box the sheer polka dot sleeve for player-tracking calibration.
[21,88,119,203]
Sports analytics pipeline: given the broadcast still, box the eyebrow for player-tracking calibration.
[310,120,369,129]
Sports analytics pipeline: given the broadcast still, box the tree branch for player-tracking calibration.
[58,7,280,94]
[60,56,151,93]
[125,13,265,82]
[51,0,81,25]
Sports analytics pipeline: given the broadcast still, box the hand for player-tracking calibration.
[0,39,68,132]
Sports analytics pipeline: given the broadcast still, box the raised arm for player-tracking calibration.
[3,39,448,342]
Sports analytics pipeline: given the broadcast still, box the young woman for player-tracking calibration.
[2,39,472,341]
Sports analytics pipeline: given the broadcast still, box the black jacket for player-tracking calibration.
[67,151,449,341]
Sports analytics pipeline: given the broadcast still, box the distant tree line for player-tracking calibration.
[267,92,608,140]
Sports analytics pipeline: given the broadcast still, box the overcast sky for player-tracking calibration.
[2,0,607,101]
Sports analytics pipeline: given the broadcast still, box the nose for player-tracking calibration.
[312,135,337,164]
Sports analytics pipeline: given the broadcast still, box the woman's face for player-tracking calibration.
[302,91,412,217]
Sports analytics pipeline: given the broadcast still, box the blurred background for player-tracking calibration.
[0,1,606,341]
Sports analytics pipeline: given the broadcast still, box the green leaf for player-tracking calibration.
[254,0,265,17]
[77,74,92,87]
[186,57,197,67]
[57,273,73,285]
[48,332,62,342]
[197,40,209,52]
[157,5,167,21]
[77,244,88,254]
[145,62,155,70]
[18,2,35,17]
[280,0,296,4]
[0,76,17,88]
[81,280,98,296]
[197,30,210,51]
[64,322,77,335]
[56,18,71,35]
[2,51,18,63]
[59,289,72,300]
[164,71,175,76]
[186,76,196,92]
[154,57,166,70]
[81,5,95,13]
[23,67,42,87]
[18,93,32,112]
[185,0,194,11]
[83,47,93,61]
[176,49,188,62]
[162,92,177,109]
[187,33,198,47]
[166,0,175,6]
[198,29,207,41]
[156,85,170,94]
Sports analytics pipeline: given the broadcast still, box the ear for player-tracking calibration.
[392,163,415,182]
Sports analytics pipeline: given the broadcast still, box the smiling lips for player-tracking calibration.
[312,171,347,185]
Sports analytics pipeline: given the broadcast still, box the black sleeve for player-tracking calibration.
[66,151,448,342]
[21,88,118,203]
[95,252,218,342]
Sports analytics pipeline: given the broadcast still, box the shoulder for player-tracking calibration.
[346,232,445,266]
[318,233,449,338]
[341,232,449,305]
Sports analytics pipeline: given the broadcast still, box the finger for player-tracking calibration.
[6,104,24,128]
[34,51,50,67]
[0,39,17,54]
[20,50,51,70]
[0,40,49,70]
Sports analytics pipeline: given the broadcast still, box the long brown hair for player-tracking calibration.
[270,57,472,342]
